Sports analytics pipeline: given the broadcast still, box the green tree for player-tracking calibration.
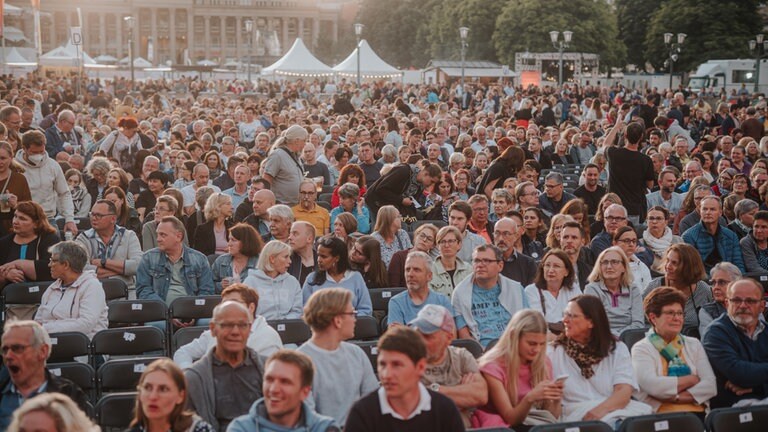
[494,0,626,71]
[426,0,503,61]
[616,0,664,70]
[357,0,438,68]
[644,0,761,73]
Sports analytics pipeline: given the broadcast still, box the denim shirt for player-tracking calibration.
[136,246,214,301]
[211,254,259,293]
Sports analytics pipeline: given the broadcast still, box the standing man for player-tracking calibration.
[292,180,330,237]
[573,163,606,215]
[186,301,266,431]
[262,125,307,206]
[344,326,465,431]
[604,119,655,224]
[365,161,442,219]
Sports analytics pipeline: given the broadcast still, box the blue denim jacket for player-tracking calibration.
[211,253,259,293]
[135,246,214,301]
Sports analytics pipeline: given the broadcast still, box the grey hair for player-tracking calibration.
[710,262,742,281]
[257,240,292,273]
[449,153,465,164]
[3,320,52,359]
[405,250,433,268]
[85,156,111,176]
[380,144,397,160]
[338,182,360,199]
[545,171,564,184]
[57,109,75,123]
[211,300,253,324]
[491,188,514,203]
[473,244,504,261]
[604,203,628,218]
[735,199,759,218]
[48,241,89,273]
[195,186,215,209]
[267,204,295,223]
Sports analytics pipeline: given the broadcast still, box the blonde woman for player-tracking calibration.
[585,246,644,337]
[7,393,98,432]
[371,205,412,268]
[473,309,563,428]
[192,192,233,256]
[243,240,303,320]
[545,214,575,250]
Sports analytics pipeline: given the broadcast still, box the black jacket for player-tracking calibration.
[0,367,90,418]
[288,250,317,286]
[192,219,233,256]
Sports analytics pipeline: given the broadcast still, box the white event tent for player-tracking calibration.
[261,38,332,78]
[333,39,402,80]
[39,40,97,67]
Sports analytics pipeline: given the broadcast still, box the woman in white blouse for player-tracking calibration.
[548,295,652,424]
[631,287,716,417]
[612,226,652,291]
[525,249,580,337]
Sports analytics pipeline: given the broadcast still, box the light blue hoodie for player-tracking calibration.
[243,269,303,320]
[227,399,338,432]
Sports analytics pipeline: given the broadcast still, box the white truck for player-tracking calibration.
[688,59,768,94]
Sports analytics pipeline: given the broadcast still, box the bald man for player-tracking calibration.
[244,189,275,241]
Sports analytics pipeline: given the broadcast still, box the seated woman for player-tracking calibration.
[544,214,575,251]
[193,192,234,257]
[0,201,59,286]
[643,244,713,331]
[525,249,579,333]
[330,183,370,234]
[330,212,358,251]
[302,237,372,316]
[474,310,563,429]
[142,195,188,251]
[698,262,741,338]
[65,169,91,218]
[430,226,472,298]
[212,223,263,293]
[371,205,412,268]
[297,288,379,424]
[642,206,683,273]
[331,164,366,208]
[243,240,303,320]
[632,287,716,418]
[103,186,142,237]
[0,141,32,237]
[34,241,107,339]
[549,295,652,423]
[585,247,644,337]
[128,358,213,432]
[7,393,96,432]
[612,226,652,292]
[349,235,389,289]
[387,223,437,288]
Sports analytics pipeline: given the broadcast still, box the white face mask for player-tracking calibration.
[27,153,44,166]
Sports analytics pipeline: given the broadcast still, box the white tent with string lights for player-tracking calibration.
[261,38,332,78]
[332,39,402,80]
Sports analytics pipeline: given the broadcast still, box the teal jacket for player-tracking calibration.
[227,399,339,432]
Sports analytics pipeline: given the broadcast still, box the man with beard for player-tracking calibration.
[493,217,537,286]
[646,169,683,216]
[560,221,595,291]
[703,278,768,408]
[573,163,606,215]
[292,180,330,237]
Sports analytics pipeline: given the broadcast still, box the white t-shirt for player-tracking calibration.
[524,284,581,323]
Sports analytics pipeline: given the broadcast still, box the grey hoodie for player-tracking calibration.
[15,149,74,221]
[243,269,303,320]
[227,399,339,432]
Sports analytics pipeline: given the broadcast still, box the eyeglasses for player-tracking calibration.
[215,321,251,331]
[616,238,637,245]
[89,212,115,219]
[493,231,515,238]
[727,297,762,306]
[299,191,316,195]
[647,216,666,222]
[544,183,562,189]
[472,258,501,265]
[1,344,31,355]
[605,216,626,222]
[600,259,623,267]
[417,233,435,242]
[709,279,731,287]
[438,238,459,246]
[338,310,358,317]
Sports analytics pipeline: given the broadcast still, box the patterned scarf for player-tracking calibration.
[556,336,605,379]
[647,329,691,377]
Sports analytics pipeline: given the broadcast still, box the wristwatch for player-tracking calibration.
[429,383,440,392]
[100,257,107,268]
[674,394,680,402]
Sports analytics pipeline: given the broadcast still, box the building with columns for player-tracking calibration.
[10,0,343,66]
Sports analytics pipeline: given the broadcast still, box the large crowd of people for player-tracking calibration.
[1,71,768,431]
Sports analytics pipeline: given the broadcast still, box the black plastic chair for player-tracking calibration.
[619,327,648,351]
[530,420,613,431]
[319,192,333,203]
[99,278,129,301]
[451,339,484,359]
[617,412,704,432]
[48,362,96,403]
[207,254,220,266]
[107,299,168,327]
[353,315,379,341]
[171,326,208,354]
[317,201,331,211]
[369,288,405,313]
[706,405,768,432]
[2,280,52,305]
[48,331,90,363]
[351,340,379,372]
[90,326,166,367]
[169,295,221,321]
[467,428,515,432]
[267,319,312,345]
[95,392,137,429]
[97,356,166,396]
[409,219,447,232]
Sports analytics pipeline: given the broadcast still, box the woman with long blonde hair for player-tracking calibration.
[473,309,563,429]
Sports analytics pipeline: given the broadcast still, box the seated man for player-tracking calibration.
[293,179,330,237]
[344,326,465,431]
[173,283,282,368]
[0,320,90,428]
[451,245,529,347]
[228,350,339,432]
[288,221,317,286]
[494,217,537,286]
[75,199,143,289]
[388,251,464,331]
[266,204,294,243]
[297,288,379,424]
[682,196,746,273]
[136,216,214,306]
[703,278,768,408]
[186,300,266,431]
[243,188,275,242]
[411,305,488,428]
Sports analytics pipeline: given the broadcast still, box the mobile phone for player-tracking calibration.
[555,374,569,383]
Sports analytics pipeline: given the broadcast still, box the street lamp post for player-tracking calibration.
[749,34,767,94]
[354,23,364,87]
[124,16,135,92]
[550,30,572,86]
[459,26,469,93]
[664,32,686,92]
[245,19,254,90]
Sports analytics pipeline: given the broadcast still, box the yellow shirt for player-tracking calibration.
[292,204,330,236]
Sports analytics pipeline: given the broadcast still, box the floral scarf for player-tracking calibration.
[647,329,691,377]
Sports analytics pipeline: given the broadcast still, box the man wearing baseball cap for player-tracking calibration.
[409,304,488,428]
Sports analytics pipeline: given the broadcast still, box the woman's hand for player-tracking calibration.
[524,380,563,404]
[583,405,611,421]
[7,193,18,209]
[4,268,25,283]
